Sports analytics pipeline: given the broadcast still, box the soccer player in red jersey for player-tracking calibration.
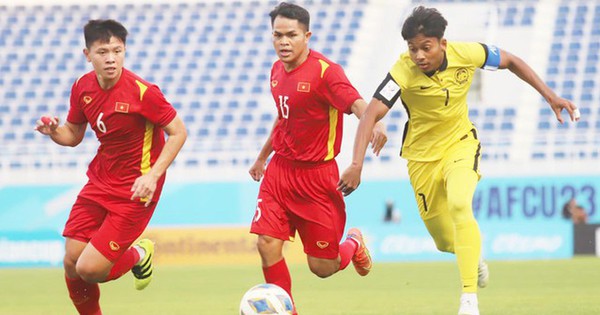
[248,3,387,313]
[34,20,187,314]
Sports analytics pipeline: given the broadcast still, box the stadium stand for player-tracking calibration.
[0,0,597,180]
[533,1,600,160]
[0,0,366,173]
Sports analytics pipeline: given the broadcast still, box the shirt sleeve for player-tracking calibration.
[66,81,87,124]
[140,85,177,127]
[322,63,361,114]
[373,72,402,108]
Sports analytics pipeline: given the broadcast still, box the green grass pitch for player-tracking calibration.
[1,257,599,314]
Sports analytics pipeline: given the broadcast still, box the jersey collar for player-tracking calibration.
[424,51,448,77]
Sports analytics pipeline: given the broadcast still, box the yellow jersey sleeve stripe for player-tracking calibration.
[136,80,148,101]
[140,120,154,175]
[318,59,330,78]
[325,106,338,161]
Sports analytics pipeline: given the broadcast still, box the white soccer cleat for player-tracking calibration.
[458,293,480,315]
[478,258,489,288]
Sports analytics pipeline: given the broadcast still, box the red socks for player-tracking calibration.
[105,247,140,281]
[263,258,292,299]
[65,275,101,315]
[338,238,358,271]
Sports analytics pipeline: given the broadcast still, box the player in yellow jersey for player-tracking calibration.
[337,6,579,315]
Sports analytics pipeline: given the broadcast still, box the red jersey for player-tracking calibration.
[270,50,361,162]
[67,68,177,201]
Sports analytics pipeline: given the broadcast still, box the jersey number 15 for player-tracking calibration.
[277,95,290,119]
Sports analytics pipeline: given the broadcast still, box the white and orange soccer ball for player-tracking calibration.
[239,283,294,315]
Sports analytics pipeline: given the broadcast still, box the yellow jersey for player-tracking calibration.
[374,41,500,161]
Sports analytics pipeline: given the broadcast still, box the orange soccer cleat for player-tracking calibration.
[346,228,372,276]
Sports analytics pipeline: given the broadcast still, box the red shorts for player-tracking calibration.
[250,154,346,259]
[63,181,157,262]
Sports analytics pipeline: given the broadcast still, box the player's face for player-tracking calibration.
[272,16,312,71]
[406,34,447,73]
[84,36,125,89]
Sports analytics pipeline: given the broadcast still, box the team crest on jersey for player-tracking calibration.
[297,82,310,92]
[115,102,130,113]
[109,241,120,251]
[455,68,469,84]
[316,241,329,249]
[83,96,92,104]
[271,80,278,88]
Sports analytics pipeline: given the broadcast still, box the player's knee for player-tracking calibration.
[256,235,277,253]
[308,264,336,278]
[75,262,105,283]
[63,255,78,276]
[307,258,338,278]
[432,237,454,253]
[435,242,454,253]
[256,236,285,266]
[448,199,474,223]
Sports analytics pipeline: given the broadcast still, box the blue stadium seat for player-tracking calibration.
[223,114,234,123]
[500,122,514,130]
[242,113,253,122]
[198,128,209,137]
[538,122,550,130]
[216,127,228,136]
[236,127,248,136]
[573,117,589,129]
[484,108,497,117]
[203,114,215,123]
[247,100,258,109]
[256,127,268,136]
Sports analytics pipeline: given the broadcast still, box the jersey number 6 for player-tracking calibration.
[96,112,107,133]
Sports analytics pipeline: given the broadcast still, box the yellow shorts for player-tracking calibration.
[407,129,482,220]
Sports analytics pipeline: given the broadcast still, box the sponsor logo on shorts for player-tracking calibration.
[109,241,120,251]
[316,241,329,249]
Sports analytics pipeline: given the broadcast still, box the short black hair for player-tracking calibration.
[269,2,310,31]
[83,19,128,48]
[401,6,447,40]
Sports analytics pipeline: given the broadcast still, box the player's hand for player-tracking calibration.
[249,159,267,182]
[370,121,387,156]
[337,164,362,196]
[34,115,60,135]
[130,173,159,207]
[549,97,579,123]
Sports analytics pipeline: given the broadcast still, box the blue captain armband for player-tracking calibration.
[482,44,501,71]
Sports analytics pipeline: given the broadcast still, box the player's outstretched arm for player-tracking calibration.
[131,114,187,206]
[35,115,86,147]
[499,49,579,123]
[338,98,390,196]
[349,99,388,156]
[249,117,280,182]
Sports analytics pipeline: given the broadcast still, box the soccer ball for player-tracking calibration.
[239,283,294,315]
